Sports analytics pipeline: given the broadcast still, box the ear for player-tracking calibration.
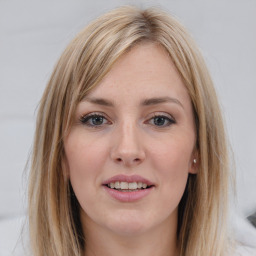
[189,151,199,174]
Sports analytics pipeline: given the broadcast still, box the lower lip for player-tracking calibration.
[103,186,154,202]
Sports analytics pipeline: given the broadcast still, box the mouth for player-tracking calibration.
[104,181,154,192]
[102,174,155,201]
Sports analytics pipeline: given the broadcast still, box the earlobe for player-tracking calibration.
[189,153,199,174]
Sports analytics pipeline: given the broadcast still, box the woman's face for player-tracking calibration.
[64,43,197,236]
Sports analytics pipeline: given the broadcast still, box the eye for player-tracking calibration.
[80,113,110,127]
[148,115,175,127]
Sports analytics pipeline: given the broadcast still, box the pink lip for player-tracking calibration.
[102,174,155,202]
[102,174,154,186]
[103,186,154,202]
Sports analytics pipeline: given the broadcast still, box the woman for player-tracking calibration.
[28,6,240,256]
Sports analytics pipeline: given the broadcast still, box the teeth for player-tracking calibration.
[107,181,149,190]
[128,182,137,189]
[120,182,129,189]
[115,181,120,189]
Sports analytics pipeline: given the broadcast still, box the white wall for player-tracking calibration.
[0,0,255,220]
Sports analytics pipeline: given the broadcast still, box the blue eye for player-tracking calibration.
[80,114,108,127]
[150,115,175,127]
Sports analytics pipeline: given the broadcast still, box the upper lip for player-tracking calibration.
[102,174,154,186]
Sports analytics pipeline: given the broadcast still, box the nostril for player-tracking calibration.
[114,157,142,166]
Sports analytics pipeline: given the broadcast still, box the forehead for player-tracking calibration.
[84,42,191,108]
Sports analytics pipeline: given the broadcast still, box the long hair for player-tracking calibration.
[28,6,230,256]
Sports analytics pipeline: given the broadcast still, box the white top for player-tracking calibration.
[0,216,256,256]
[233,245,256,256]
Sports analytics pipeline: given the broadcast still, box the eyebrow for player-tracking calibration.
[83,97,114,106]
[83,96,184,109]
[141,97,184,109]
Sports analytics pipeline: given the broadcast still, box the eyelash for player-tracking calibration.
[148,114,176,127]
[79,113,176,128]
[79,112,110,127]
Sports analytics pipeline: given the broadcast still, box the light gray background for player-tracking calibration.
[0,0,255,221]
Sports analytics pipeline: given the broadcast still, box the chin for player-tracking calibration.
[104,210,151,236]
[109,222,148,237]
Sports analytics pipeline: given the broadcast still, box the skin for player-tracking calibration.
[64,42,197,256]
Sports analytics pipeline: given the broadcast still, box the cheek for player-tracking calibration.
[149,136,193,200]
[65,131,107,172]
[64,132,108,196]
[150,135,194,174]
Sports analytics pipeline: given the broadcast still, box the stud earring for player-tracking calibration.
[193,159,197,164]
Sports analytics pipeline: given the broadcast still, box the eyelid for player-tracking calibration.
[148,112,176,121]
[79,111,108,120]
[146,112,176,127]
[79,112,111,126]
[78,111,175,128]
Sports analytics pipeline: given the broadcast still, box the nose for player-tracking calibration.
[110,122,145,167]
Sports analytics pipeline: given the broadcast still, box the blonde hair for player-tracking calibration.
[28,6,230,256]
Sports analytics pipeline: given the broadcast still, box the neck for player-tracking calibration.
[82,213,179,256]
